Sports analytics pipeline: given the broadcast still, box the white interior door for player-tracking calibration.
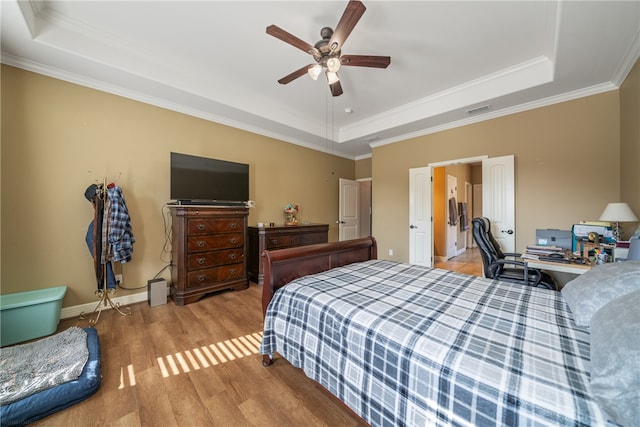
[446,175,458,259]
[338,178,359,241]
[409,167,432,266]
[482,155,515,252]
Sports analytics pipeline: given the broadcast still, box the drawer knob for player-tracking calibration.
[230,223,237,229]
[197,275,206,282]
[230,237,237,244]
[197,241,206,248]
[271,239,278,245]
[230,269,237,275]
[229,253,237,260]
[197,258,206,265]
[197,224,205,231]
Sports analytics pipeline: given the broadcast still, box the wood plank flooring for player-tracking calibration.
[34,284,367,427]
[434,247,483,277]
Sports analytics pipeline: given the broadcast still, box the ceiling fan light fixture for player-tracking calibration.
[326,57,341,73]
[326,71,340,84]
[308,64,322,80]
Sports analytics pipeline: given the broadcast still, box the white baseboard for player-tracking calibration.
[60,291,147,319]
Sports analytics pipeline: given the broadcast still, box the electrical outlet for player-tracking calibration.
[115,274,123,285]
[388,249,394,256]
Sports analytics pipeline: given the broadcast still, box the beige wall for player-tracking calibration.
[620,59,640,237]
[1,65,354,306]
[355,157,372,179]
[372,90,621,262]
[2,58,638,308]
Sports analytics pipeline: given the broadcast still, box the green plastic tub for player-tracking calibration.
[0,285,67,347]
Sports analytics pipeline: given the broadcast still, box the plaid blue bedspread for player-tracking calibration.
[260,260,607,427]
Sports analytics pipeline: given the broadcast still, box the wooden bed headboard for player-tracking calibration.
[261,236,377,317]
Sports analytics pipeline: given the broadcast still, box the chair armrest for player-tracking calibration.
[493,259,542,285]
[503,252,522,258]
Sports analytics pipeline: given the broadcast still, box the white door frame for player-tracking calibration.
[465,181,473,248]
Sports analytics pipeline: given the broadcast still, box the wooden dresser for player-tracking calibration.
[247,223,329,285]
[170,206,249,305]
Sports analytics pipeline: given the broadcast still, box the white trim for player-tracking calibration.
[60,291,147,319]
[429,155,488,168]
[369,82,618,150]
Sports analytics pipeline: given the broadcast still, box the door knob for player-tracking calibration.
[337,220,346,224]
[409,225,417,229]
[501,229,514,235]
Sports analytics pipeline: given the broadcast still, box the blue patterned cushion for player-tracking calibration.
[561,261,640,327]
[590,290,640,426]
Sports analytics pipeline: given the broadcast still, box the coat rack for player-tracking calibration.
[80,177,132,325]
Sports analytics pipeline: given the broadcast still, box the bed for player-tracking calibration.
[260,237,640,427]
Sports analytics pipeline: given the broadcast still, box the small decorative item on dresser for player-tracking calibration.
[284,203,299,226]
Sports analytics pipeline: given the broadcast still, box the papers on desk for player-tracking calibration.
[525,246,570,263]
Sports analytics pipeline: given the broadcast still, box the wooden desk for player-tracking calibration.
[526,259,591,275]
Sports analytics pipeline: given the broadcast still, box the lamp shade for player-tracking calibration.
[599,203,639,222]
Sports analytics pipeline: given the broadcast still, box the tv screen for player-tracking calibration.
[170,152,249,204]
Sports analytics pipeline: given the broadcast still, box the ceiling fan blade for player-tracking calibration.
[340,54,391,68]
[330,81,343,97]
[278,65,314,85]
[329,0,366,53]
[266,25,320,57]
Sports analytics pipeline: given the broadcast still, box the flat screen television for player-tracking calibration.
[170,152,249,205]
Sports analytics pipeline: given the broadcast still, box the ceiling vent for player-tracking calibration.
[466,104,492,115]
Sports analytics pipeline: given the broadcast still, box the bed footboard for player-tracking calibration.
[261,237,377,366]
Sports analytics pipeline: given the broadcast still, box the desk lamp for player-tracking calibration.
[599,202,639,241]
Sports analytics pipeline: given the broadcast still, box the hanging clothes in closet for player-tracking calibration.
[85,183,135,290]
[458,202,469,231]
[448,197,458,226]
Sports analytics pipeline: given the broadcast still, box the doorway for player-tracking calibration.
[409,154,515,272]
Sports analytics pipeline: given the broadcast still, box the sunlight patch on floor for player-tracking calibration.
[155,331,263,378]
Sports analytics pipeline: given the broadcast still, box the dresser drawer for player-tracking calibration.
[301,232,328,245]
[187,264,244,288]
[187,233,244,252]
[266,234,301,249]
[187,248,244,270]
[187,218,244,235]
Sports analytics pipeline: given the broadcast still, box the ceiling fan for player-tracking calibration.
[266,0,391,97]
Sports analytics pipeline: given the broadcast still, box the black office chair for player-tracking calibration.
[472,217,557,290]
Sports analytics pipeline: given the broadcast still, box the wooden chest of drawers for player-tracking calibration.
[247,223,329,285]
[170,206,249,305]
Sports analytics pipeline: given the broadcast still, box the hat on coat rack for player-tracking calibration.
[84,184,98,202]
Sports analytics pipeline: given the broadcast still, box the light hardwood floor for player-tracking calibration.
[434,247,483,277]
[34,284,366,427]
